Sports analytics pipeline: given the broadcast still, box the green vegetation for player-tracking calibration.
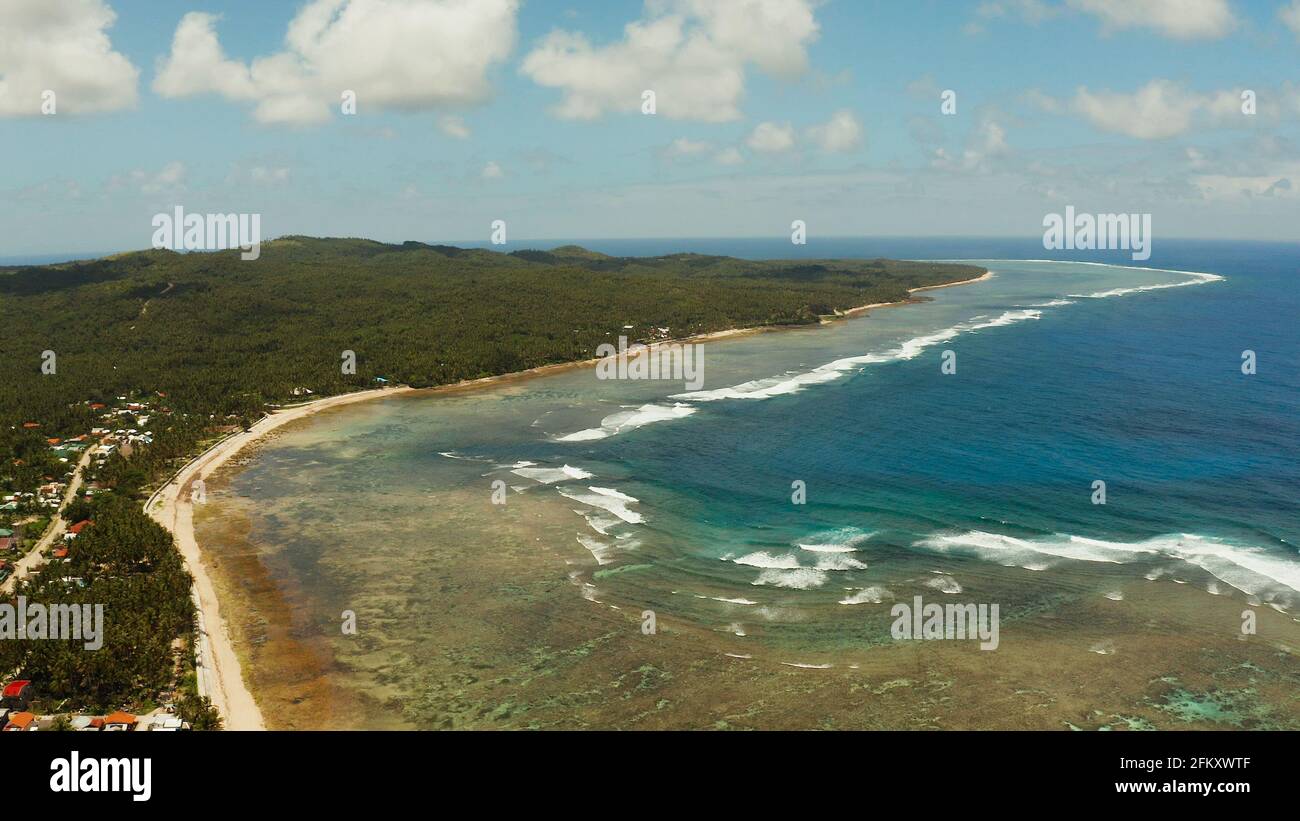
[0,237,983,716]
[1,237,984,433]
[0,494,194,710]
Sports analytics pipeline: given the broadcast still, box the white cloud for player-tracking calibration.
[482,161,504,179]
[931,116,1008,172]
[971,0,1236,40]
[805,109,863,153]
[521,0,819,121]
[1281,1,1300,38]
[0,0,139,116]
[714,146,745,166]
[107,161,187,194]
[153,0,519,125]
[439,115,471,139]
[664,137,713,157]
[250,166,291,185]
[746,121,796,153]
[1194,169,1298,200]
[1067,0,1236,40]
[975,0,1059,24]
[1071,80,1254,139]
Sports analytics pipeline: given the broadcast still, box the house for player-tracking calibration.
[71,716,103,731]
[142,714,186,731]
[0,536,15,552]
[53,546,68,560]
[66,520,92,538]
[3,712,36,731]
[103,711,137,731]
[21,422,39,429]
[2,680,34,711]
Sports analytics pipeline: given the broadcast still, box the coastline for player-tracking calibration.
[146,386,415,730]
[834,269,996,319]
[149,265,993,730]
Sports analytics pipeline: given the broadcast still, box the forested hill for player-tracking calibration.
[2,237,985,432]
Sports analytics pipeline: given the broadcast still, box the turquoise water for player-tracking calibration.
[212,240,1300,724]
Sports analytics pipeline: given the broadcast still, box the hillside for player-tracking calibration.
[1,237,984,433]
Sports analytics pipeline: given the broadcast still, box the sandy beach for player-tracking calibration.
[146,385,414,730]
[835,269,996,319]
[147,267,995,730]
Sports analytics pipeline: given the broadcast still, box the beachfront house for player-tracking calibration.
[103,711,138,731]
[3,711,36,731]
[2,680,34,711]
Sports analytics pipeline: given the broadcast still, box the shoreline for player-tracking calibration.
[146,386,415,730]
[148,266,994,730]
[834,269,996,319]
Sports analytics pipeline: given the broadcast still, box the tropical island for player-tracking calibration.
[0,238,987,729]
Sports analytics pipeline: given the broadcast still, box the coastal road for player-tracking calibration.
[2,445,96,594]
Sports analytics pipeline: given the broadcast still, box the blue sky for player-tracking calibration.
[3,0,1300,255]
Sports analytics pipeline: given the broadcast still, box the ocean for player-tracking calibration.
[195,238,1300,729]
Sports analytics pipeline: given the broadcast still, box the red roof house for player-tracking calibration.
[2,681,31,700]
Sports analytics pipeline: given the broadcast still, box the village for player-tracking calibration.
[1,393,197,731]
[1,396,159,586]
[1,679,188,731]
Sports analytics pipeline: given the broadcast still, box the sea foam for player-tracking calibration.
[797,526,875,553]
[672,309,1042,403]
[916,531,1299,607]
[557,403,695,442]
[511,464,594,484]
[557,486,644,524]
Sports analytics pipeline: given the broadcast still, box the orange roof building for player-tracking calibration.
[103,711,137,730]
[4,712,35,731]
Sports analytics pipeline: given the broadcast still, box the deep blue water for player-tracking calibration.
[534,239,1300,609]
[230,238,1300,630]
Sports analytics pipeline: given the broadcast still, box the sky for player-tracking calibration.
[2,0,1300,255]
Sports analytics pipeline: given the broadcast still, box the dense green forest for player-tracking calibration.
[1,237,985,435]
[0,238,981,717]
